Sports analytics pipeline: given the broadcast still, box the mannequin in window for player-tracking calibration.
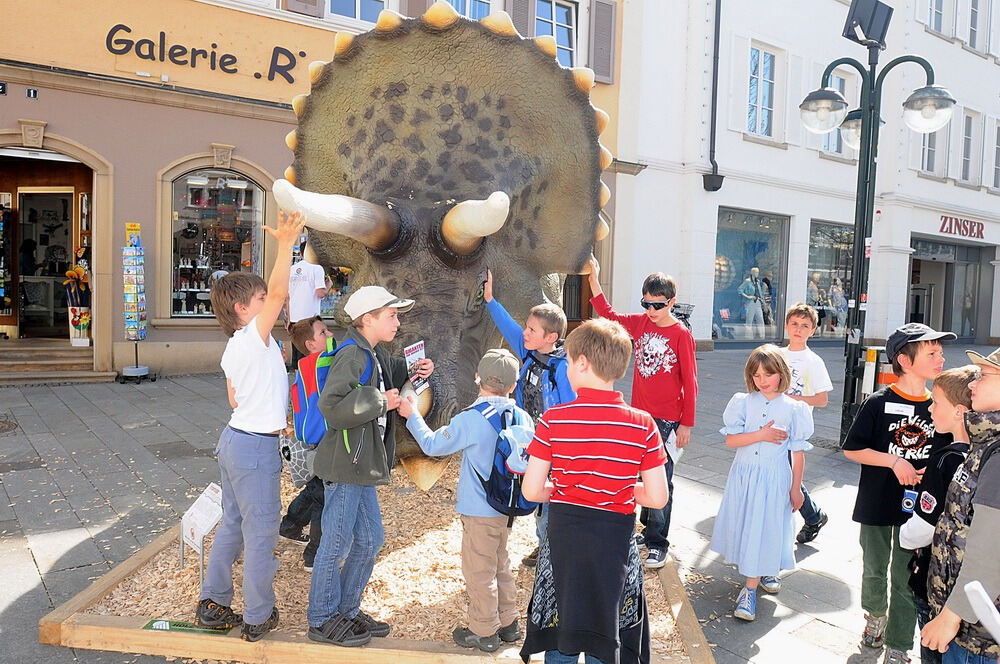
[829,277,847,330]
[737,267,766,339]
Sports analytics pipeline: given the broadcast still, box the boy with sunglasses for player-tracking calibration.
[588,257,698,568]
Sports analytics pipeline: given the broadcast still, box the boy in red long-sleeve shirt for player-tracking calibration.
[588,257,699,568]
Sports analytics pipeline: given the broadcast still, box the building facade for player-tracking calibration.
[0,0,622,373]
[606,0,1000,349]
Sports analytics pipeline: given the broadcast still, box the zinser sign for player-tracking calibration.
[939,215,985,239]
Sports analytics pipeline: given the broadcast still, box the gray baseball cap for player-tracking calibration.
[478,348,520,392]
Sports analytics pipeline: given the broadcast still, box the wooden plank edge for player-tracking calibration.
[56,613,517,664]
[656,559,715,664]
[39,524,181,645]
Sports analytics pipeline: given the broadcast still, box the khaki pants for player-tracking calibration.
[461,514,519,637]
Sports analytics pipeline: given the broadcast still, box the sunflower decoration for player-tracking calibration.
[63,264,91,308]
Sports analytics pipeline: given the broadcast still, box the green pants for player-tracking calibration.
[859,524,916,651]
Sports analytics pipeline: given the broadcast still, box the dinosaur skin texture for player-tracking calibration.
[285,5,610,489]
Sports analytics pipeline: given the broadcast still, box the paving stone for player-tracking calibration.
[144,440,213,462]
[27,525,105,573]
[41,561,112,607]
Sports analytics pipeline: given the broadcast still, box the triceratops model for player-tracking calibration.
[274,1,613,489]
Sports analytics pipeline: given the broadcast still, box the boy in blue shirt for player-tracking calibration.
[399,348,534,652]
[483,269,575,564]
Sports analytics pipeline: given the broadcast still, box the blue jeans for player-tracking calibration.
[787,450,823,527]
[640,419,678,552]
[943,641,994,664]
[201,426,281,625]
[545,650,604,664]
[307,482,384,626]
[915,596,941,664]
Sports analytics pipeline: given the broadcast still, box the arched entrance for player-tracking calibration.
[0,129,114,371]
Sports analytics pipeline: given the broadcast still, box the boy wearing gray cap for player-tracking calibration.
[842,323,956,664]
[399,348,534,653]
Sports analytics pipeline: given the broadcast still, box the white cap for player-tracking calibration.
[343,286,414,321]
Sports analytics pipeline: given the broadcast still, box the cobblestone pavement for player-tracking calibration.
[0,342,994,663]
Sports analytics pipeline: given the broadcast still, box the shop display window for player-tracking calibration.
[171,169,264,317]
[319,264,352,318]
[806,221,854,339]
[713,208,788,342]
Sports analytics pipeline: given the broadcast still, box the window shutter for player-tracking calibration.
[285,0,323,18]
[399,0,432,17]
[727,35,751,133]
[989,1,1000,57]
[804,62,824,150]
[947,107,964,179]
[589,0,616,83]
[785,54,804,146]
[955,0,969,42]
[908,127,924,171]
[985,117,998,188]
[914,0,927,23]
[507,0,536,37]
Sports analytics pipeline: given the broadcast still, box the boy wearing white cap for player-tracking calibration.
[308,286,434,648]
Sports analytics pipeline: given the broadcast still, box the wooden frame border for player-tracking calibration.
[39,524,712,663]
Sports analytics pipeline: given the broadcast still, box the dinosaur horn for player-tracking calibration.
[440,191,510,255]
[272,179,400,251]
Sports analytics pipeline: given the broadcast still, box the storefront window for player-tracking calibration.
[171,169,264,317]
[806,220,854,338]
[713,208,788,342]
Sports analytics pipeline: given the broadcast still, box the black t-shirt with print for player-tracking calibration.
[907,442,969,599]
[843,385,951,526]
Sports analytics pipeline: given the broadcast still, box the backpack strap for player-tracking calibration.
[317,337,374,386]
[471,401,504,433]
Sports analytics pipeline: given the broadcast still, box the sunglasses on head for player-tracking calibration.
[639,300,670,311]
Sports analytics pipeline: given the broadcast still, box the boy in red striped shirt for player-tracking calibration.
[520,319,669,664]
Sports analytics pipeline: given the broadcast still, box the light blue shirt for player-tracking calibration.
[405,396,535,517]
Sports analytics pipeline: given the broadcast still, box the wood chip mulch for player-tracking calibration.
[88,462,685,659]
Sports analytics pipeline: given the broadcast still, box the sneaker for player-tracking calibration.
[523,546,539,567]
[241,607,279,642]
[497,619,522,643]
[862,613,888,649]
[304,558,314,572]
[760,575,781,594]
[279,527,309,545]
[644,548,668,569]
[733,586,757,621]
[883,648,911,664]
[633,532,647,549]
[194,598,242,630]
[308,613,372,647]
[796,511,829,544]
[453,626,501,652]
[353,610,390,638]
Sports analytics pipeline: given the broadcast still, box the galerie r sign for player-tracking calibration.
[939,215,986,240]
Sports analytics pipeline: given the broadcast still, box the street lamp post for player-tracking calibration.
[799,11,955,443]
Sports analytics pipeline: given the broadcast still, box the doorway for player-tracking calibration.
[908,239,984,341]
[17,189,74,337]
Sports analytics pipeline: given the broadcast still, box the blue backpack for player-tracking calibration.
[291,337,373,447]
[469,402,538,526]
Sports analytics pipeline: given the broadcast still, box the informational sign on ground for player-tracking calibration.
[181,482,223,554]
[141,619,232,635]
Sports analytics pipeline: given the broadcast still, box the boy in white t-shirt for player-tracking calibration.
[780,304,834,553]
[195,210,305,642]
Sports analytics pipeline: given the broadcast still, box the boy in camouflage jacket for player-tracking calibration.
[921,347,1000,663]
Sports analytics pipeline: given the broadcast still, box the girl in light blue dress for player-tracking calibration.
[710,344,813,621]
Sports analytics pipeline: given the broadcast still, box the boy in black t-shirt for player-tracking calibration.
[899,366,975,664]
[842,323,956,664]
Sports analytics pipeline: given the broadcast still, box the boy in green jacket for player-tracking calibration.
[307,286,434,647]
